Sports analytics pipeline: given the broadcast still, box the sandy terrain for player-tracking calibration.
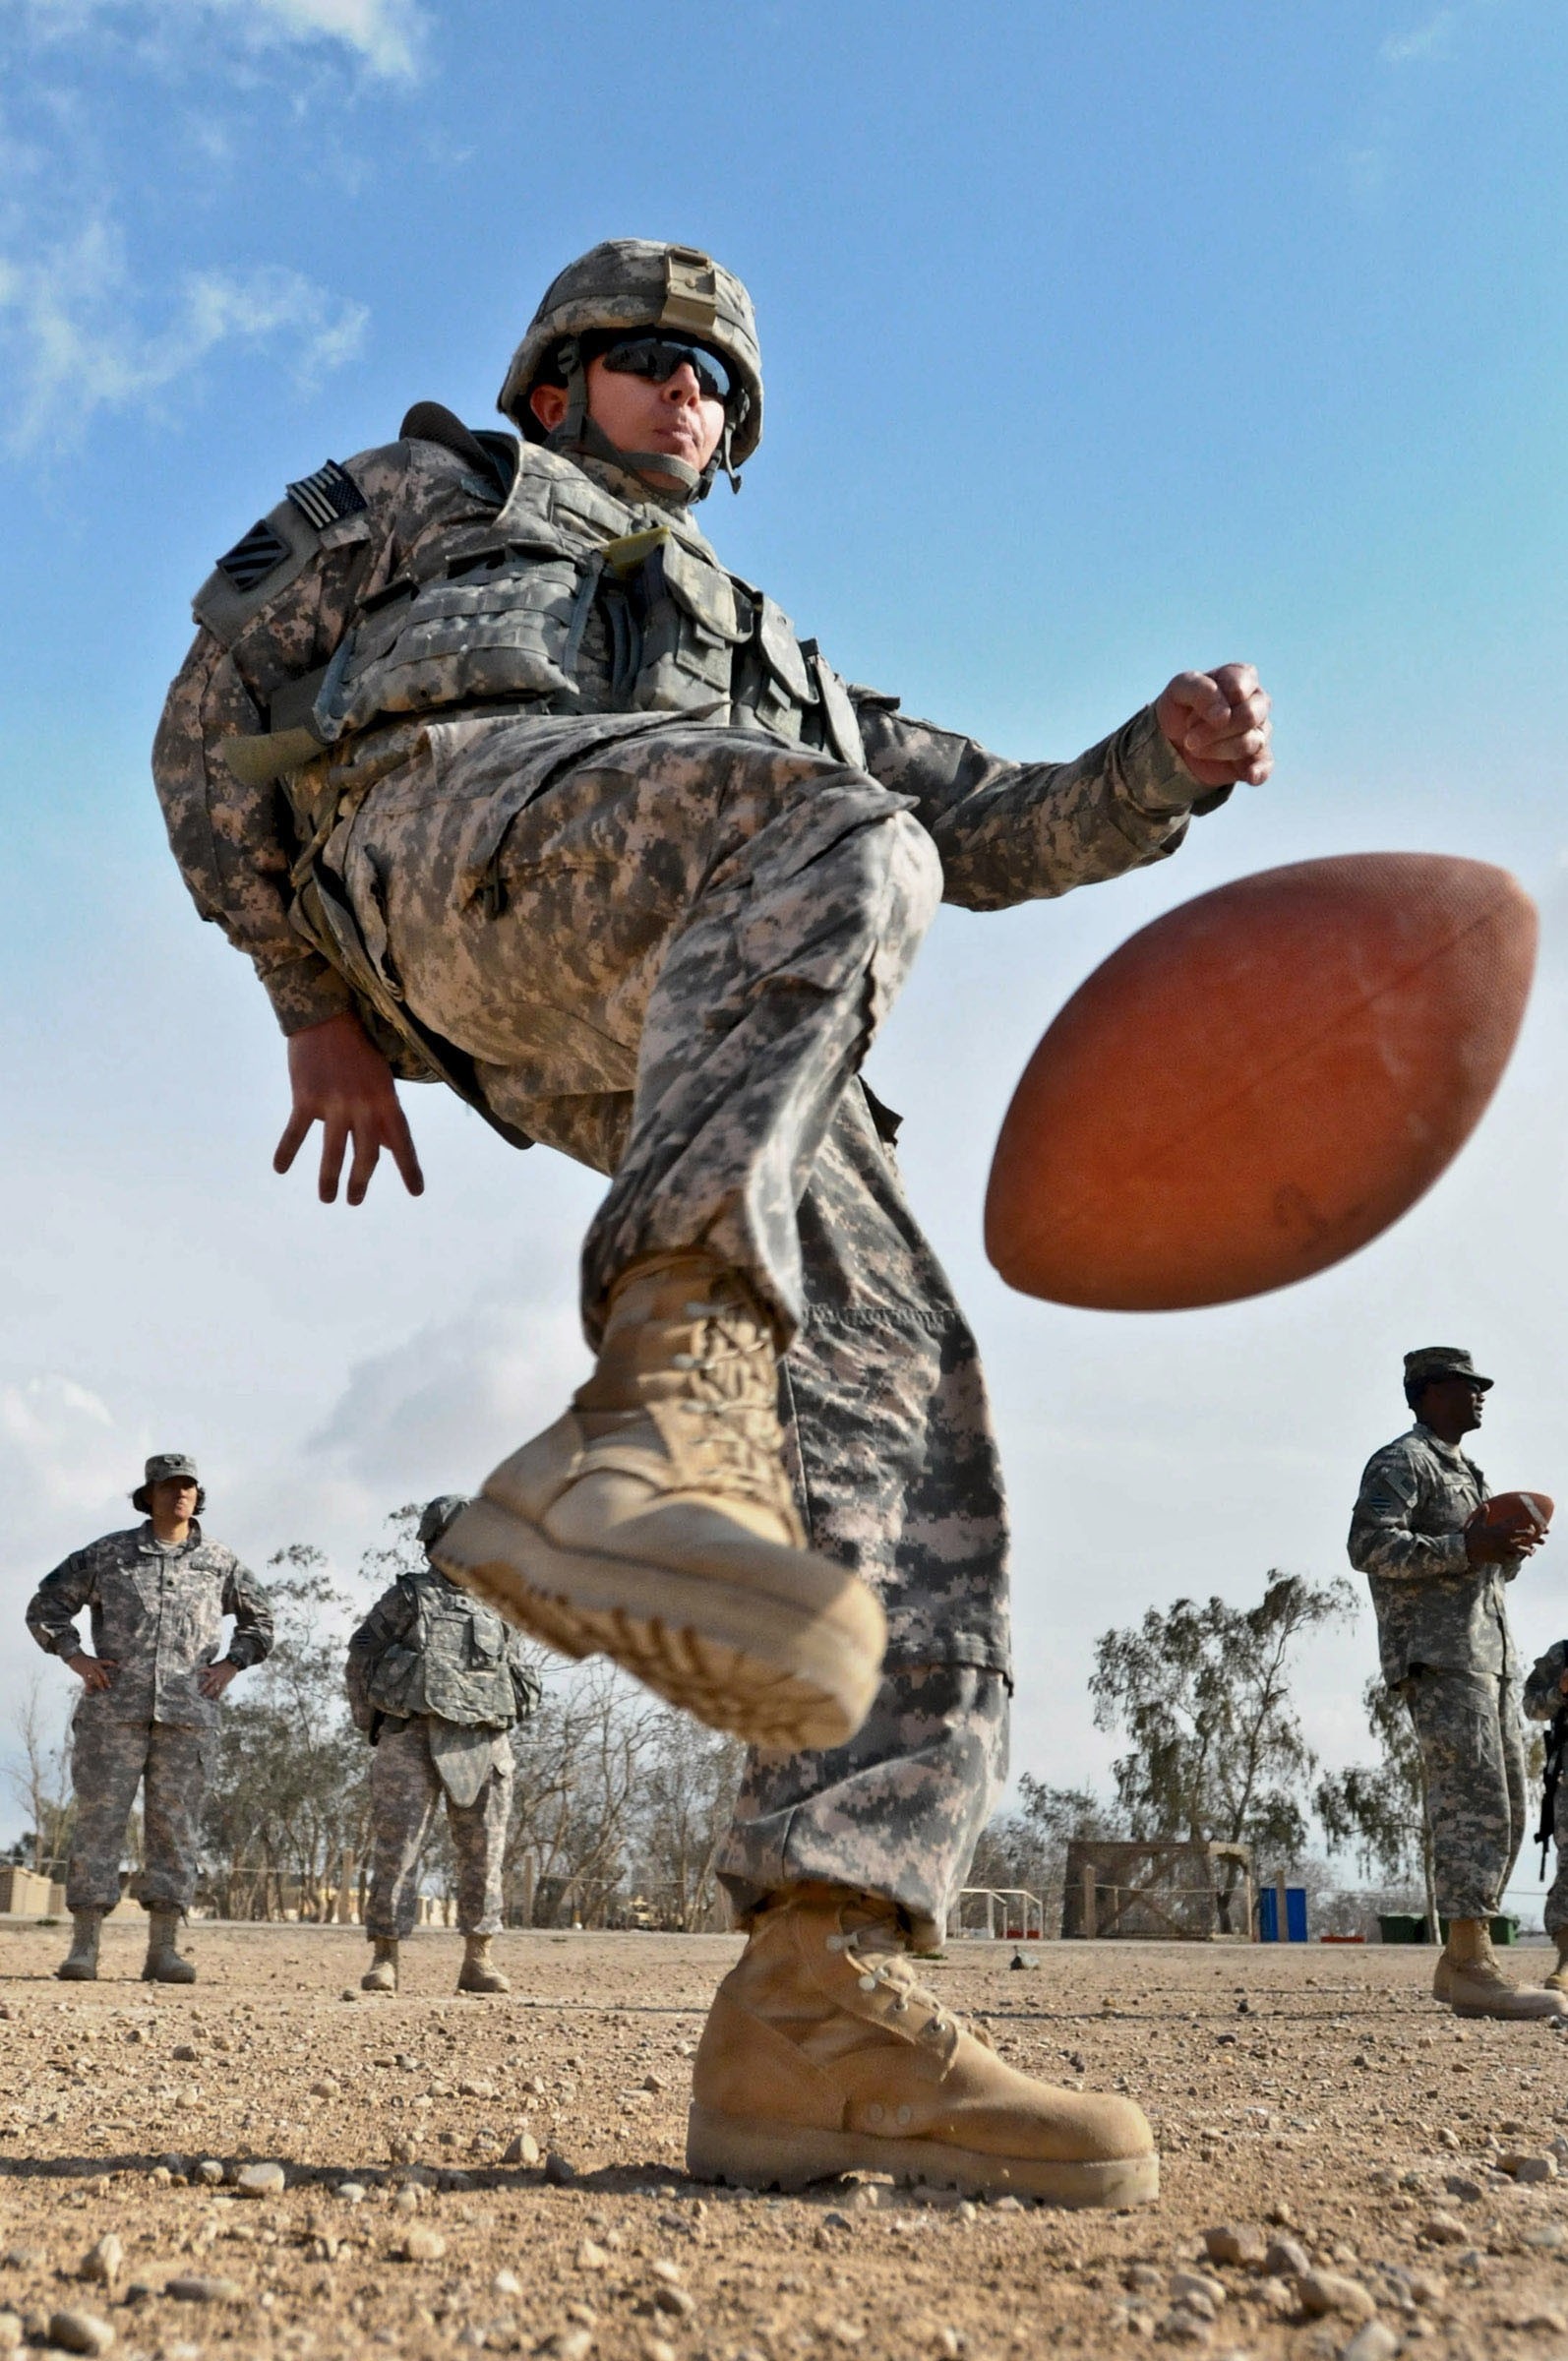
[0,1918,1566,2360]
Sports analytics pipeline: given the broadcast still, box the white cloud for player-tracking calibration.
[21,0,428,80]
[0,214,368,451]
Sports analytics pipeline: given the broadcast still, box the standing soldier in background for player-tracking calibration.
[1349,1349,1562,2020]
[347,1495,541,1995]
[26,1453,273,1984]
[1523,1635,1568,1996]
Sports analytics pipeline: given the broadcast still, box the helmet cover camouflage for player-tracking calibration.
[132,1451,204,1515]
[418,1493,472,1553]
[499,239,762,476]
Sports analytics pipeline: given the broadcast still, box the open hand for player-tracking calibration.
[1157,663,1273,788]
[274,1011,425,1207]
[198,1661,238,1701]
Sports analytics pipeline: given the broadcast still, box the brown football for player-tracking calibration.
[1469,1490,1554,1540]
[985,853,1537,1311]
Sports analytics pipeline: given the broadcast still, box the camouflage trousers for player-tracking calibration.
[1402,1667,1527,1920]
[66,1713,207,1912]
[343,718,1010,1938]
[365,1716,513,1939]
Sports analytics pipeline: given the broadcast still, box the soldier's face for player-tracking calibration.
[151,1479,199,1522]
[583,354,726,475]
[1422,1376,1485,1434]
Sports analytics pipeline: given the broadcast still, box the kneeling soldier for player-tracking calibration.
[26,1453,273,1983]
[347,1495,540,1994]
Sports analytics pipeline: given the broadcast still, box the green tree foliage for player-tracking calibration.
[1089,1573,1357,1867]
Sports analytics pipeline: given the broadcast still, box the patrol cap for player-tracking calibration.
[418,1494,471,1553]
[1403,1346,1493,1394]
[132,1452,203,1514]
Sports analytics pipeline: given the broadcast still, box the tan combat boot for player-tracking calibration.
[1431,1918,1566,2019]
[362,1938,399,1993]
[1542,1931,1568,1997]
[686,1886,1159,2207]
[56,1908,103,1982]
[457,1934,510,1994]
[435,1254,886,1750]
[143,1907,197,1984]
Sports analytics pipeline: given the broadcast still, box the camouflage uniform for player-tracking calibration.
[26,1524,272,1912]
[347,1561,539,1939]
[1523,1639,1568,1937]
[1349,1424,1526,1920]
[153,256,1226,1942]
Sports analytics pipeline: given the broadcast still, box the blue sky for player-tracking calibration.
[3,0,1567,1910]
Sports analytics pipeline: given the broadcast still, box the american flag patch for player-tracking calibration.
[285,458,368,531]
[214,517,291,592]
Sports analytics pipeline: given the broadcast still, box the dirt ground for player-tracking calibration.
[1,1920,1566,2361]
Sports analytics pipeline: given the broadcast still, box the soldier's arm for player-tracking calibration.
[1346,1445,1471,1581]
[1524,1642,1568,1720]
[26,1547,114,1685]
[219,1559,275,1671]
[851,666,1269,911]
[344,1582,415,1727]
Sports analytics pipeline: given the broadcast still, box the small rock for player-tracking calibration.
[1263,2237,1310,2278]
[575,2241,608,2272]
[334,2180,366,2204]
[458,2078,495,2098]
[547,2335,594,2361]
[494,2270,523,2298]
[0,2316,19,2353]
[1202,2225,1266,2270]
[194,2158,224,2186]
[387,2133,419,2164]
[653,2285,695,2319]
[47,2308,115,2356]
[1340,2326,1399,2361]
[1264,2202,1295,2227]
[156,2151,188,2176]
[642,2072,667,2093]
[522,2076,546,2095]
[1521,2220,1567,2250]
[1296,2271,1374,2323]
[398,2227,447,2262]
[1441,2173,1482,2202]
[236,2160,285,2199]
[2,2248,41,2270]
[309,2077,339,2098]
[392,2187,421,2216]
[641,2340,677,2361]
[1437,2127,1461,2151]
[1418,2210,1469,2245]
[1159,2305,1212,2343]
[544,2150,577,2185]
[1125,2267,1165,2296]
[1167,2287,1216,2323]
[171,2043,198,2062]
[1498,2150,1557,2183]
[650,2260,684,2287]
[165,2275,243,2304]
[147,2165,172,2187]
[79,2237,122,2290]
[1169,2272,1225,2310]
[504,2129,541,2166]
[1257,2277,1296,2318]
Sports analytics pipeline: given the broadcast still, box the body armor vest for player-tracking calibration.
[365,1571,518,1729]
[319,445,866,766]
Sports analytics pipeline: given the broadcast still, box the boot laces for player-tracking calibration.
[664,1299,793,1511]
[828,1923,962,2058]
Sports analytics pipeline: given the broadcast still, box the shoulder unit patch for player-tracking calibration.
[214,516,292,592]
[286,458,368,532]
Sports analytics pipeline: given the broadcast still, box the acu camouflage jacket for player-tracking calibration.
[152,425,1220,1073]
[1347,1423,1515,1686]
[26,1522,273,1729]
[345,1564,540,1735]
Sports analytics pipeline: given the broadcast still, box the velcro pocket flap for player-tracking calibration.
[660,536,749,644]
[757,596,819,704]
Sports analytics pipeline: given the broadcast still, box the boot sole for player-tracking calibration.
[435,1497,886,1750]
[143,1966,197,1984]
[1447,1996,1566,2019]
[55,1965,97,1982]
[685,2104,1159,2209]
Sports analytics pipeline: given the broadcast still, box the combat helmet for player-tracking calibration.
[498,238,762,502]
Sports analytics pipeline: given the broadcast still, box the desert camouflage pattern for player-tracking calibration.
[64,1718,209,1913]
[155,424,1217,1922]
[346,1565,539,1733]
[1524,1638,1568,1935]
[27,1523,272,1728]
[1348,1423,1514,1686]
[1401,1666,1527,1920]
[364,1716,513,1939]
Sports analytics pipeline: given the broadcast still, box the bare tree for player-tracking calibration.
[4,1676,75,1880]
[629,1713,746,1929]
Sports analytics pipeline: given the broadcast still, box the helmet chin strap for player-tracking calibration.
[542,333,737,504]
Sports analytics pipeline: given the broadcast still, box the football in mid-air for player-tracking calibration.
[1468,1490,1554,1544]
[985,853,1537,1311]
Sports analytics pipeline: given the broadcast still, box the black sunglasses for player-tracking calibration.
[599,336,732,405]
